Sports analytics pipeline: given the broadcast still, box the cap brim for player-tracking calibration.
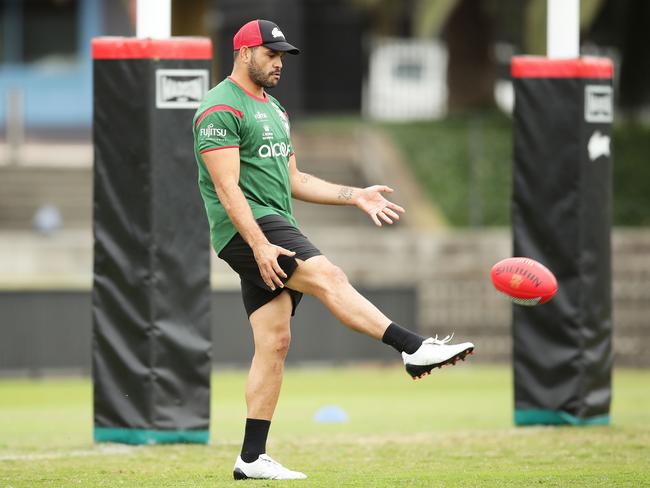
[262,41,300,55]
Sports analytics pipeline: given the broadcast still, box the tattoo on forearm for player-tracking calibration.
[300,173,311,184]
[338,186,354,201]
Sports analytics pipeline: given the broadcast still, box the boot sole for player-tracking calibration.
[233,467,306,480]
[405,347,474,380]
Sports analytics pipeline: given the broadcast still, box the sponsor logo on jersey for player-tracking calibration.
[585,85,613,123]
[270,102,290,137]
[271,27,284,39]
[199,123,227,138]
[258,142,291,158]
[255,111,268,120]
[155,69,208,109]
[262,124,274,140]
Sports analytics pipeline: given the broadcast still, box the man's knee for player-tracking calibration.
[255,327,291,358]
[313,262,349,298]
[273,331,291,358]
[287,256,349,297]
[249,292,293,358]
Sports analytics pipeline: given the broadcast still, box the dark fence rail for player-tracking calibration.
[0,288,415,376]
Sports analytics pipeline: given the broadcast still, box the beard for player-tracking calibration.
[248,56,280,89]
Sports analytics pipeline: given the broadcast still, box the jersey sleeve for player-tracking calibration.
[194,105,243,154]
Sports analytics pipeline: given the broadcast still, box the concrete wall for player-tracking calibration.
[2,228,649,374]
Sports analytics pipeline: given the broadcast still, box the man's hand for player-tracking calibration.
[355,185,406,227]
[252,242,296,290]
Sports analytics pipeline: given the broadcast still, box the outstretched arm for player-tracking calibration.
[288,154,405,226]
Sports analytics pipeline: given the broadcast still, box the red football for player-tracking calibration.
[490,257,558,306]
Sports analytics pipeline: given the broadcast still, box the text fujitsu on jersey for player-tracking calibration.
[193,77,298,254]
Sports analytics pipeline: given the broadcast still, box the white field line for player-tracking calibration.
[0,441,242,462]
[0,430,549,461]
[0,444,139,461]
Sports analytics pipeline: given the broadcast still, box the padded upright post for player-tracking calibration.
[511,57,614,426]
[92,38,213,444]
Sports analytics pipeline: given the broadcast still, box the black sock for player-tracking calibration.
[382,322,425,354]
[240,418,271,463]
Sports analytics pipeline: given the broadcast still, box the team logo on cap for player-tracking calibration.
[271,27,284,39]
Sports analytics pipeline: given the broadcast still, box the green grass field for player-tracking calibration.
[1,365,649,487]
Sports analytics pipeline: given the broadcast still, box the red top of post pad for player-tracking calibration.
[92,37,212,60]
[511,56,613,79]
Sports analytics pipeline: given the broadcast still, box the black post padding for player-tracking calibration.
[511,57,613,426]
[92,38,212,444]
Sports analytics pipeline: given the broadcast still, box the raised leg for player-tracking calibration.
[284,255,474,380]
[285,255,391,339]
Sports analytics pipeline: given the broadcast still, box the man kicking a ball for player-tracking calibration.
[193,19,475,481]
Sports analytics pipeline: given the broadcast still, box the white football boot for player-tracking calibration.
[402,334,474,379]
[233,454,307,480]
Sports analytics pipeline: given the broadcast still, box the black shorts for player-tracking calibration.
[218,214,322,317]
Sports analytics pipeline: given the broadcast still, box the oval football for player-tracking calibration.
[490,257,558,306]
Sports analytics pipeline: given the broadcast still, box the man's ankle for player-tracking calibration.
[240,418,271,463]
[381,322,425,354]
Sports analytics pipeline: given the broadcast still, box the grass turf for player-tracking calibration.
[1,365,649,487]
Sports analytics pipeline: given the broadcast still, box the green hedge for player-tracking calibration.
[296,113,650,227]
[382,113,650,227]
[382,112,512,226]
[610,121,650,226]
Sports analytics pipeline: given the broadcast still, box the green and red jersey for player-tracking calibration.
[193,76,297,254]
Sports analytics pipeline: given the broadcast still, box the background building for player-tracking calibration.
[0,0,649,373]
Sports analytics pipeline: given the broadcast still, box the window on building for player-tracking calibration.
[22,0,79,64]
[1,0,80,65]
[0,4,5,64]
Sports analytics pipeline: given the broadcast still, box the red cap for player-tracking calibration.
[233,20,263,50]
[233,20,299,55]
